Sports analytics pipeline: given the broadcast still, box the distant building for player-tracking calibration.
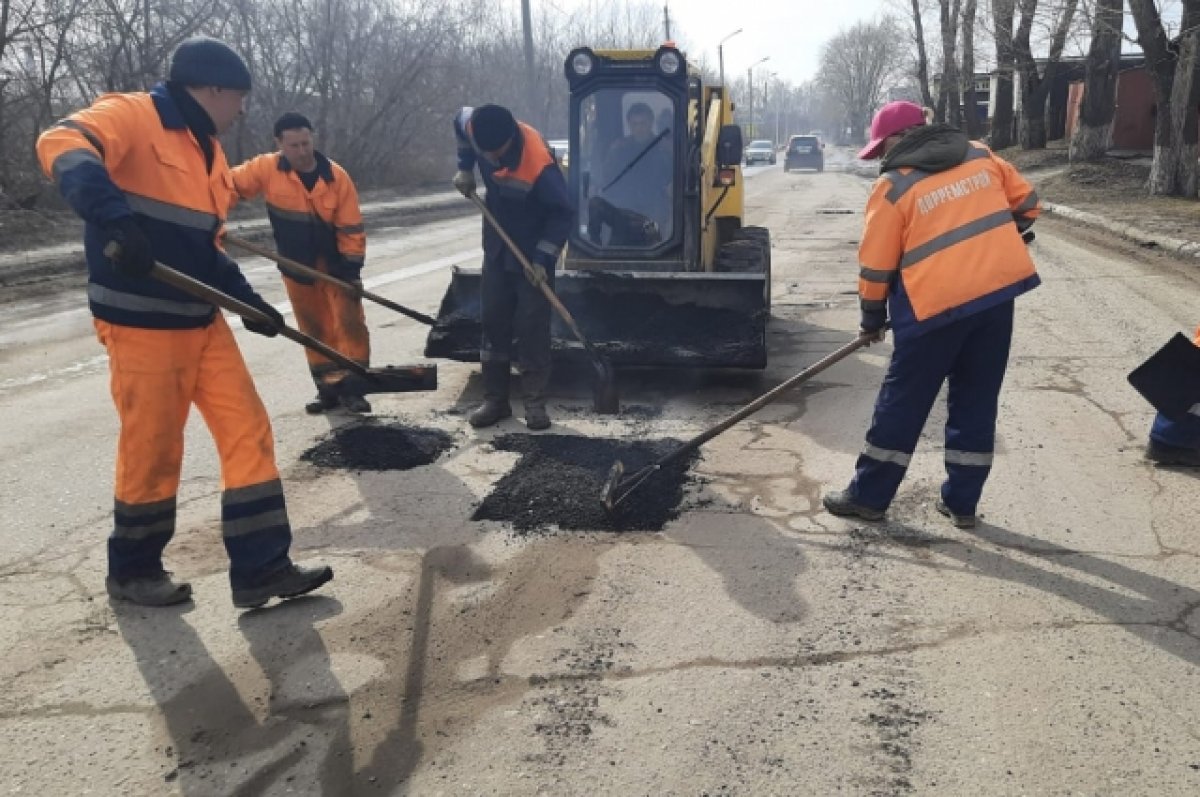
[1064,62,1188,151]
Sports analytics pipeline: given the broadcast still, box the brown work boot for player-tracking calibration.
[822,489,885,521]
[233,563,334,609]
[106,572,193,606]
[935,499,978,529]
[469,361,512,428]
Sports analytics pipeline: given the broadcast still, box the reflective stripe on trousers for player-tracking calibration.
[95,315,292,586]
[848,300,1014,514]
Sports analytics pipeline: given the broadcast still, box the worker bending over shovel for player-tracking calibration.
[36,36,332,609]
[823,101,1041,529]
[231,112,372,414]
[452,104,574,430]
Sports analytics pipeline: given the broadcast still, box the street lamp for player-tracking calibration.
[717,28,742,89]
[767,71,779,146]
[747,56,770,139]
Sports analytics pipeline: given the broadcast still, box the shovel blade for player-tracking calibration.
[592,358,620,414]
[340,364,438,396]
[600,459,626,512]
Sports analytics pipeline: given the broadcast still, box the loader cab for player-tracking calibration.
[565,46,694,268]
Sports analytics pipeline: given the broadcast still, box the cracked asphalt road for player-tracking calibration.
[1,160,1199,795]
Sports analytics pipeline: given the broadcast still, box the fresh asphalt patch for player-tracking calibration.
[472,433,698,533]
[300,420,456,471]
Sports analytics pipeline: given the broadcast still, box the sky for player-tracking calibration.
[529,0,889,86]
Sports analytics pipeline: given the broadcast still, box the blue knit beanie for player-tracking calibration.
[169,36,252,91]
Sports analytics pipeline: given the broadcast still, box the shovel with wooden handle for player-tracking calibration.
[223,234,436,326]
[601,328,886,511]
[104,242,437,396]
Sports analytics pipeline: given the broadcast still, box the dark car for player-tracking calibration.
[784,135,823,172]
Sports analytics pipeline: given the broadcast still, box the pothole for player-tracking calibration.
[472,434,698,533]
[300,421,456,470]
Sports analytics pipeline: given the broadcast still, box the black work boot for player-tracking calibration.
[522,369,551,431]
[305,387,339,415]
[106,571,193,606]
[469,361,513,428]
[1146,439,1200,467]
[233,563,334,610]
[339,393,372,414]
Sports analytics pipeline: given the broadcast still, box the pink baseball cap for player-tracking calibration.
[858,101,926,160]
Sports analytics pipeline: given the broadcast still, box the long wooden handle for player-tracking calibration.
[652,332,880,470]
[147,260,374,379]
[224,234,436,326]
[467,193,598,354]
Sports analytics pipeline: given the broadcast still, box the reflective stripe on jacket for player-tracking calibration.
[35,83,255,329]
[858,140,1041,343]
[230,151,365,281]
[454,108,573,271]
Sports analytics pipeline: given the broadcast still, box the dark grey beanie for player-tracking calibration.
[169,36,252,91]
[471,105,518,151]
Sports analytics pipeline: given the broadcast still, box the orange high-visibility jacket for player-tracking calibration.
[231,151,365,281]
[36,85,256,329]
[858,141,1041,342]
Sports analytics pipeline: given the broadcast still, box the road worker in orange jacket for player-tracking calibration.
[823,101,1041,529]
[36,36,332,609]
[231,113,372,414]
[1146,323,1200,467]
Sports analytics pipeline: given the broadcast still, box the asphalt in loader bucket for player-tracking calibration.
[424,269,769,369]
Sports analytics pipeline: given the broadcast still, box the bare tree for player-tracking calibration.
[909,0,936,108]
[990,0,1018,148]
[937,0,963,124]
[961,0,982,136]
[1068,0,1122,161]
[1128,0,1200,197]
[819,17,906,146]
[1012,0,1079,149]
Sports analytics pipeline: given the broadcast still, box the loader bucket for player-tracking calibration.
[424,266,484,361]
[424,267,769,369]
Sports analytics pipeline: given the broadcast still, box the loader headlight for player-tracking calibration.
[570,51,595,77]
[657,50,682,76]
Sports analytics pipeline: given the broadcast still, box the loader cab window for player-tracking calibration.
[576,88,676,250]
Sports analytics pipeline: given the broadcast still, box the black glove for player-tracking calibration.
[1021,229,1036,245]
[104,218,154,278]
[242,294,284,337]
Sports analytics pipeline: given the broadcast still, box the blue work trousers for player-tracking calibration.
[849,300,1015,515]
[1150,411,1200,449]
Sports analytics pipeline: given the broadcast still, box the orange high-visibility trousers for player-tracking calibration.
[95,314,293,589]
[281,260,369,389]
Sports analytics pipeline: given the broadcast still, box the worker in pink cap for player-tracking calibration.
[824,101,1041,529]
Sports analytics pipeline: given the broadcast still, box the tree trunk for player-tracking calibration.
[1130,0,1200,196]
[938,0,963,125]
[990,0,1016,148]
[961,0,980,137]
[1069,0,1122,162]
[911,0,934,108]
[1013,0,1077,150]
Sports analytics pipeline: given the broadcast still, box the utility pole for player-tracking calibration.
[521,0,537,128]
[663,4,671,40]
[717,28,742,90]
[746,56,770,139]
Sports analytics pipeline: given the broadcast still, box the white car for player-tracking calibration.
[744,139,776,166]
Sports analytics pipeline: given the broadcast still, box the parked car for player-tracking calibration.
[743,139,776,166]
[784,134,824,172]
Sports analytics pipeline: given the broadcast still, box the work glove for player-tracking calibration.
[453,169,477,197]
[104,218,155,279]
[1021,229,1036,245]
[860,326,887,345]
[241,294,284,338]
[525,262,548,287]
